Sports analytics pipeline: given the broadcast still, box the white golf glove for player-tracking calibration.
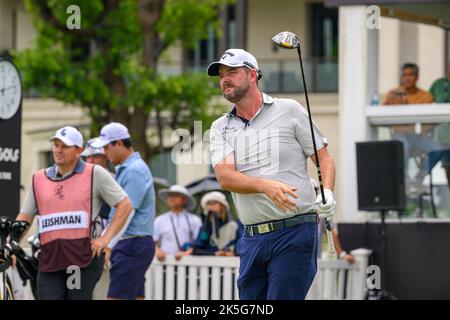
[315,188,337,220]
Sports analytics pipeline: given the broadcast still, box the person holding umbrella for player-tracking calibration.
[154,185,202,261]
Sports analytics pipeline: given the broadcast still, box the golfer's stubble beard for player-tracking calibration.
[223,81,250,104]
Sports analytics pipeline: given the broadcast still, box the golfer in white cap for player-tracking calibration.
[154,185,202,261]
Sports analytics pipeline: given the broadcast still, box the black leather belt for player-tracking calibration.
[244,213,318,236]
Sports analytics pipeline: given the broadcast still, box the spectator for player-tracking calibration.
[186,192,241,257]
[384,63,433,106]
[383,63,441,190]
[429,62,450,103]
[429,62,450,188]
[154,185,202,261]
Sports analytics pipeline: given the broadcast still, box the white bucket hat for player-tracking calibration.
[200,191,229,215]
[158,185,197,211]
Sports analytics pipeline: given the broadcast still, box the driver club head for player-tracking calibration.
[272,31,300,49]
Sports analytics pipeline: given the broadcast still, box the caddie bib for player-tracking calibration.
[33,163,94,272]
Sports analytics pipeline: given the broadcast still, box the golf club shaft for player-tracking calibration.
[296,47,325,205]
[296,47,336,257]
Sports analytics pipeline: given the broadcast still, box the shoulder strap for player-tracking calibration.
[169,215,182,251]
[184,213,194,242]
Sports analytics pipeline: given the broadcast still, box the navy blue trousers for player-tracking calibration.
[237,221,318,300]
[108,236,155,300]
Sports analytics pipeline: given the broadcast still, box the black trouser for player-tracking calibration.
[37,255,104,300]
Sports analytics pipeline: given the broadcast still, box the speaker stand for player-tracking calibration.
[372,210,396,300]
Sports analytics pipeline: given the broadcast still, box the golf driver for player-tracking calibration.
[272,31,336,257]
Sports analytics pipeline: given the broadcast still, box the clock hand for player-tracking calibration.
[1,85,17,91]
[1,76,4,94]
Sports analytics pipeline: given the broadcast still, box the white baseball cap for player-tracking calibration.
[207,48,262,80]
[91,122,130,148]
[81,138,106,157]
[49,126,83,148]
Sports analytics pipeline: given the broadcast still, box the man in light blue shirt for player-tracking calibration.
[111,152,155,238]
[92,122,155,300]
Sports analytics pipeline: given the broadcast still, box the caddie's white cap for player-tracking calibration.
[91,122,130,148]
[49,126,83,148]
[207,48,262,80]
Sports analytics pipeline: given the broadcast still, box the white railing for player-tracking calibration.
[366,104,450,126]
[145,256,240,300]
[306,248,372,300]
[7,248,371,300]
[145,248,372,300]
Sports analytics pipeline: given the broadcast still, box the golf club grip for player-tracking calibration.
[325,220,336,257]
[317,167,327,205]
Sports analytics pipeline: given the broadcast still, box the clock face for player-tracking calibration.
[0,59,22,120]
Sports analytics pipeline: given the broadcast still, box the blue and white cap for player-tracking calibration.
[49,126,83,148]
[207,48,262,80]
[81,138,106,157]
[91,122,130,148]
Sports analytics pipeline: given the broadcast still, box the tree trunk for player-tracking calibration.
[139,0,165,70]
[130,107,150,160]
[136,0,166,162]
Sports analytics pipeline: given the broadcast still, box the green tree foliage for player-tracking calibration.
[15,0,229,160]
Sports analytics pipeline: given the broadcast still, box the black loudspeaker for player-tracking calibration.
[356,140,405,211]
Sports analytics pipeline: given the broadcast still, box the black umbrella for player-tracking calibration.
[153,176,171,188]
[185,175,238,220]
[185,174,220,195]
[153,176,171,215]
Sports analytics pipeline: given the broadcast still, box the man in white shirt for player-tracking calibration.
[154,185,202,261]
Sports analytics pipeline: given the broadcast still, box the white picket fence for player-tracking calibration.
[145,248,372,300]
[5,248,371,300]
[145,256,240,300]
[306,248,372,300]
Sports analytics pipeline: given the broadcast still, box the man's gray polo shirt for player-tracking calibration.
[210,92,328,225]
